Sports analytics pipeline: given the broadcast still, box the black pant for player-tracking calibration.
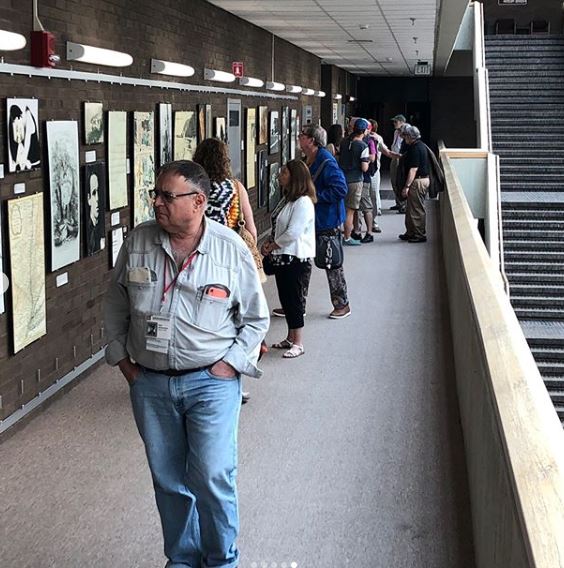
[274,259,311,329]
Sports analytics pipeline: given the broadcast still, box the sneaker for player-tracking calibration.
[272,308,285,317]
[408,236,427,243]
[389,204,400,210]
[372,224,382,233]
[351,231,362,241]
[398,233,411,241]
[329,305,351,319]
[360,233,374,243]
[343,237,361,246]
[242,391,251,404]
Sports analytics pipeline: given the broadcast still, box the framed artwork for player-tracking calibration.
[133,111,155,227]
[198,105,206,142]
[0,205,4,314]
[258,106,268,145]
[46,121,81,272]
[257,150,268,209]
[84,102,104,145]
[111,227,125,268]
[205,105,212,138]
[158,103,173,167]
[304,104,314,125]
[8,193,47,353]
[174,111,197,160]
[83,162,106,256]
[269,162,280,211]
[246,108,257,189]
[281,106,289,165]
[296,114,301,157]
[269,111,280,155]
[7,98,40,173]
[107,111,128,210]
[290,109,298,160]
[215,117,227,143]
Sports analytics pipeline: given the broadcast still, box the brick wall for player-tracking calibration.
[0,0,322,423]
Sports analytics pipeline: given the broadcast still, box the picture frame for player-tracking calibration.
[6,98,41,173]
[269,111,280,155]
[246,108,257,189]
[84,102,104,145]
[174,111,197,160]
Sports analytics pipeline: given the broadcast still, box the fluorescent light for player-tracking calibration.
[151,58,194,77]
[334,94,343,100]
[204,68,236,83]
[315,91,326,97]
[239,76,264,88]
[67,41,133,67]
[302,88,315,96]
[286,85,302,93]
[349,96,356,102]
[266,81,285,91]
[0,30,27,51]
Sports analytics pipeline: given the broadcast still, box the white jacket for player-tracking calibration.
[273,196,316,259]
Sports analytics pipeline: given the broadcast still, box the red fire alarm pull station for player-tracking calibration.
[232,62,244,78]
[31,31,58,67]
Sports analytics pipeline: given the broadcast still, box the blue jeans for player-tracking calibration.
[130,367,242,568]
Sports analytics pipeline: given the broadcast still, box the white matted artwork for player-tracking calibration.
[246,108,256,189]
[290,108,297,160]
[281,106,289,165]
[205,105,212,138]
[84,102,104,144]
[269,111,280,155]
[47,121,81,271]
[7,98,41,173]
[215,117,227,143]
[133,111,155,227]
[8,193,47,353]
[174,111,197,160]
[158,103,173,167]
[108,111,128,210]
[111,227,125,267]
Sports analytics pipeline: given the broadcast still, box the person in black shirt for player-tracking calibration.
[398,126,430,243]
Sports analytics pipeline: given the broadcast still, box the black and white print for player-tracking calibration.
[7,98,40,173]
[84,102,104,145]
[159,103,173,166]
[269,111,280,155]
[83,162,106,256]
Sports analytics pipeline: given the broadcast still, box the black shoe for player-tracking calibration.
[390,204,400,210]
[242,391,251,404]
[351,231,362,241]
[397,207,406,214]
[398,233,411,241]
[360,233,374,243]
[408,236,427,243]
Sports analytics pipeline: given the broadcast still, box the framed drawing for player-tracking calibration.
[46,121,81,271]
[205,105,212,138]
[257,150,268,209]
[246,108,257,189]
[107,111,128,210]
[269,111,280,155]
[158,103,173,166]
[269,162,280,211]
[198,105,206,142]
[290,108,298,160]
[0,206,4,314]
[7,98,40,173]
[295,114,301,157]
[174,111,197,160]
[84,102,104,145]
[133,111,155,227]
[215,117,227,143]
[83,162,106,256]
[8,193,47,353]
[258,106,268,145]
[281,106,289,165]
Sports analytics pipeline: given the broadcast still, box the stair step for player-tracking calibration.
[500,165,564,172]
[501,175,564,185]
[504,229,564,240]
[512,296,564,309]
[498,156,564,165]
[497,149,564,158]
[549,391,564,404]
[508,272,564,285]
[511,284,564,297]
[505,240,564,252]
[531,347,564,361]
[505,261,564,273]
[500,183,564,192]
[506,250,564,262]
[515,307,564,320]
[540,376,564,389]
[502,209,564,219]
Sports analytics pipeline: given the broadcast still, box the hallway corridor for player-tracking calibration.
[0,199,475,568]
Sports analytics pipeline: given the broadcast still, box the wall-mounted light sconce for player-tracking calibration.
[151,58,195,77]
[67,41,133,67]
[0,29,27,51]
[315,91,326,97]
[334,94,343,100]
[286,85,302,93]
[348,96,356,102]
[239,76,264,88]
[266,81,285,91]
[204,68,236,83]
[302,88,315,96]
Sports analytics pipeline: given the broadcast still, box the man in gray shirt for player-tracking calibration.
[104,160,269,568]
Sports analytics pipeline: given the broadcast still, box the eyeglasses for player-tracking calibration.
[149,189,200,203]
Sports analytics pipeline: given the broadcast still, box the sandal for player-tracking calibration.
[283,344,305,359]
[272,339,293,349]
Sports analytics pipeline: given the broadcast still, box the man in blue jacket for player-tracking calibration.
[299,124,352,319]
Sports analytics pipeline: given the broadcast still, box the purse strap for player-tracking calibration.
[233,179,246,228]
[312,159,331,183]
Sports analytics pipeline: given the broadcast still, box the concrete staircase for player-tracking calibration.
[486,35,564,424]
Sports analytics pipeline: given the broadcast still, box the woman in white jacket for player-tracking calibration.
[262,160,317,358]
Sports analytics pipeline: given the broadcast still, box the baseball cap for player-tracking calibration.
[391,114,406,122]
[354,118,369,132]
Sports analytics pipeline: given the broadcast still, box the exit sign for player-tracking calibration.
[232,62,244,77]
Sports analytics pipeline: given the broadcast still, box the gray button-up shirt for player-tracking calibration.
[104,218,270,377]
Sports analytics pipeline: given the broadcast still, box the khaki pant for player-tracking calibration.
[405,177,430,239]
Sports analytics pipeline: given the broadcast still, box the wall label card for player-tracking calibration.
[111,211,120,226]
[56,273,69,287]
[85,150,96,163]
[14,183,25,195]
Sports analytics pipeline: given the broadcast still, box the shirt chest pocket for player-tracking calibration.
[195,295,231,331]
[127,281,157,315]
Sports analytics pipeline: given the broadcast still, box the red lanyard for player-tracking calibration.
[162,250,198,304]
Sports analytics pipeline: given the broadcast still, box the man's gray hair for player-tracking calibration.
[398,123,412,135]
[404,125,421,140]
[302,124,327,147]
[157,160,211,198]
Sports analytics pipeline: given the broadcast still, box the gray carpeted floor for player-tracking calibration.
[0,197,475,568]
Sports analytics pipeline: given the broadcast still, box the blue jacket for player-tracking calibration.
[309,147,347,231]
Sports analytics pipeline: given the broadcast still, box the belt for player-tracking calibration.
[144,366,208,376]
[317,228,340,236]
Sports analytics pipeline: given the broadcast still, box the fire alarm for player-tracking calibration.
[31,31,59,67]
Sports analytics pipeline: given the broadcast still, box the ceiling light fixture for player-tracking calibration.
[302,88,315,96]
[239,76,264,88]
[266,81,285,91]
[334,94,342,100]
[286,85,302,93]
[151,58,195,77]
[315,90,326,97]
[204,68,236,83]
[0,29,27,51]
[67,41,133,67]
